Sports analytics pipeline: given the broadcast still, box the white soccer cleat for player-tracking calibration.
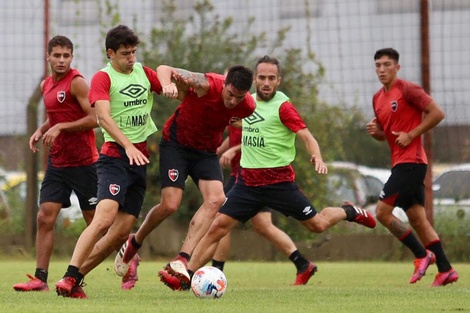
[114,235,140,277]
[114,246,131,277]
[168,260,191,285]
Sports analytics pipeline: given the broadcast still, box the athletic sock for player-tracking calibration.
[35,268,48,283]
[131,236,142,249]
[188,269,194,280]
[289,250,309,273]
[178,252,191,262]
[211,260,225,272]
[65,265,84,286]
[342,204,357,221]
[399,230,426,258]
[426,240,452,272]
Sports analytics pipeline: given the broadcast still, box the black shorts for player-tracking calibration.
[224,175,270,213]
[96,154,147,218]
[159,139,223,189]
[219,181,317,223]
[380,163,427,211]
[224,175,236,194]
[40,161,97,211]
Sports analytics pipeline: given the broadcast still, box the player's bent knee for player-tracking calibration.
[208,220,232,240]
[375,210,390,224]
[36,214,56,229]
[90,218,114,235]
[204,196,226,210]
[158,203,179,216]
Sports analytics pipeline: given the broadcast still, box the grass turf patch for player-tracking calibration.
[1,260,469,313]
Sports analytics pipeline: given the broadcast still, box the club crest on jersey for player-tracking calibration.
[168,169,179,182]
[390,100,398,112]
[57,91,66,103]
[229,117,241,125]
[109,184,120,196]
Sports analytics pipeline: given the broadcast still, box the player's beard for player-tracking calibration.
[256,89,276,102]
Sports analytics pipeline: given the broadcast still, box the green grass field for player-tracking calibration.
[1,259,469,313]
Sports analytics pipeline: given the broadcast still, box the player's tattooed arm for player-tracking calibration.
[174,69,209,97]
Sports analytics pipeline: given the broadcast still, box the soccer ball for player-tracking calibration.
[191,266,227,299]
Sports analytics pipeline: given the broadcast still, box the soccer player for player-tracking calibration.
[54,25,167,298]
[161,55,376,290]
[114,64,256,290]
[212,125,316,285]
[366,48,458,286]
[12,35,99,293]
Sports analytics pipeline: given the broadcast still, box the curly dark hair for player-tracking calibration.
[105,25,140,57]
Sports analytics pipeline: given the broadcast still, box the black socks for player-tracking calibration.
[211,260,225,272]
[342,204,357,221]
[131,236,142,249]
[179,252,191,262]
[65,265,84,286]
[35,268,48,283]
[289,250,310,272]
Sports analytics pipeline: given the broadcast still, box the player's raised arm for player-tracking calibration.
[157,65,209,99]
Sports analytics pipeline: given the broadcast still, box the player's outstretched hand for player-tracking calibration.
[311,155,328,174]
[125,146,150,166]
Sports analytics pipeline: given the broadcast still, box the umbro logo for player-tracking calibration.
[379,190,385,199]
[88,197,98,205]
[244,111,265,125]
[120,84,147,98]
[303,206,313,215]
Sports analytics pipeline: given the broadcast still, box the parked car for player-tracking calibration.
[432,163,470,217]
[328,162,383,209]
[354,162,470,220]
[0,168,11,219]
[330,162,409,222]
[0,171,83,224]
